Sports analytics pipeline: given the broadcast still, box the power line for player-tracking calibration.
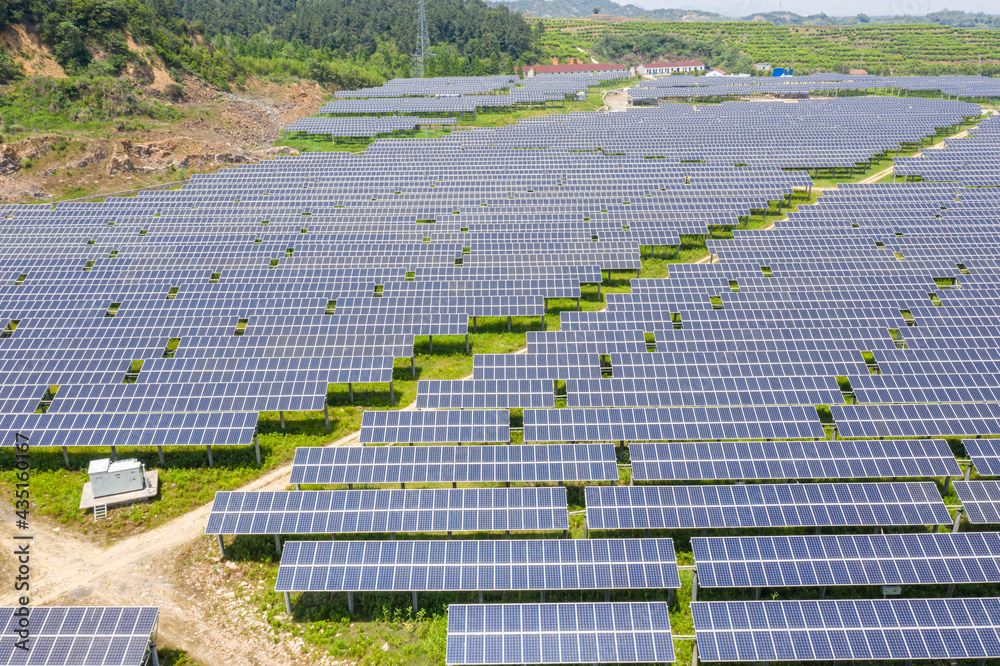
[412,0,432,78]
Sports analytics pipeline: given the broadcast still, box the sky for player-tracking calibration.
[637,0,993,16]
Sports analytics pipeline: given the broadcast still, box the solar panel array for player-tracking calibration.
[446,602,675,665]
[11,93,979,452]
[628,439,960,480]
[953,480,1000,524]
[965,438,1000,476]
[692,598,1000,662]
[897,112,1000,186]
[284,116,457,139]
[692,532,1000,588]
[630,73,1000,102]
[10,71,1000,665]
[585,483,951,530]
[275,537,680,592]
[0,607,158,666]
[289,443,618,484]
[205,488,570,535]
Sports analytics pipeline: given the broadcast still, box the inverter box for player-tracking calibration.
[88,458,145,498]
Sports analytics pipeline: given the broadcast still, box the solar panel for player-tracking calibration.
[585,482,951,530]
[205,488,570,535]
[629,439,960,481]
[524,406,826,442]
[692,532,1000,588]
[275,538,680,592]
[954,480,1000,524]
[691,598,1000,662]
[964,439,1000,477]
[446,602,676,664]
[359,410,510,444]
[288,444,618,484]
[0,607,159,666]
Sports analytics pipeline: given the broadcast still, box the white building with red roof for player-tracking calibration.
[525,63,632,76]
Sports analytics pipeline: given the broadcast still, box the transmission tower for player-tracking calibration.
[412,0,432,78]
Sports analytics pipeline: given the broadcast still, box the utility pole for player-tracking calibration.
[412,0,432,78]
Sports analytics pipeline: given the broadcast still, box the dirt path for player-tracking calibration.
[575,47,599,65]
[858,128,971,185]
[0,349,525,664]
[604,89,630,113]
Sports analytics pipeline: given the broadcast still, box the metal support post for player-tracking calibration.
[539,590,545,603]
[111,445,118,462]
[207,445,213,467]
[413,591,419,612]
[390,381,395,404]
[755,587,762,600]
[479,591,484,604]
[279,411,285,431]
[819,586,827,599]
[429,335,433,354]
[217,534,226,557]
[953,507,963,533]
[274,534,282,555]
[667,589,674,606]
[348,383,353,403]
[62,446,70,468]
[465,334,470,355]
[473,317,477,332]
[691,573,698,602]
[324,402,330,432]
[965,463,972,481]
[411,356,415,378]
[150,645,160,666]
[254,433,261,465]
[507,316,511,332]
[347,592,354,614]
[157,446,164,466]
[943,475,951,493]
[284,591,292,615]
[947,583,955,598]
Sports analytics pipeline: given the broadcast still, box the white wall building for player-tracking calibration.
[638,61,705,76]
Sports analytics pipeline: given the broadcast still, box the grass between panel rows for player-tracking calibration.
[0,225,709,542]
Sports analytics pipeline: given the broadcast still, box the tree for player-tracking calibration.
[593,6,600,13]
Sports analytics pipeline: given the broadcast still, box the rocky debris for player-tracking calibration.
[107,140,135,175]
[2,78,325,203]
[214,152,250,164]
[260,146,300,157]
[0,145,18,174]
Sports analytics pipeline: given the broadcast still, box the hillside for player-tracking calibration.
[487,0,727,21]
[536,20,1000,76]
[491,0,1000,29]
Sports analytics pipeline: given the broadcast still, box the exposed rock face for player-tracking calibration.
[0,145,18,174]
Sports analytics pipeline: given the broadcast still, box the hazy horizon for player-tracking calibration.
[630,0,994,17]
